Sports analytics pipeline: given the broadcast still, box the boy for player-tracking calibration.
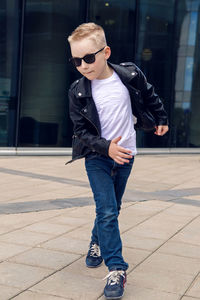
[67,23,168,299]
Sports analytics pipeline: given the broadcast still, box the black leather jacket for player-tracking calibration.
[66,62,168,164]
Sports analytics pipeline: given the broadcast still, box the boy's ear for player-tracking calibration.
[104,46,111,60]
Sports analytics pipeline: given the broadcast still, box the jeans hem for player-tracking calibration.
[90,240,99,246]
[108,264,129,272]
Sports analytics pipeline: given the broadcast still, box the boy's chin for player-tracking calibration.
[84,72,96,80]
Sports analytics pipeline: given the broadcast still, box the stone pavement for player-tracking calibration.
[0,154,200,300]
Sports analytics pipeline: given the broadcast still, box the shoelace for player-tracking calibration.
[103,270,125,286]
[89,243,101,257]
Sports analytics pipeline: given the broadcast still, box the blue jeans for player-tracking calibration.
[85,154,134,271]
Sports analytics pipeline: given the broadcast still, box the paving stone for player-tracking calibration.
[41,235,89,254]
[0,189,35,202]
[0,285,21,300]
[182,195,200,201]
[0,210,62,227]
[186,274,200,298]
[23,222,74,235]
[62,205,96,218]
[125,285,180,300]
[171,182,200,190]
[121,201,170,215]
[30,269,104,300]
[163,204,200,217]
[173,198,200,207]
[122,214,190,240]
[122,247,151,265]
[0,230,54,246]
[119,213,152,229]
[134,252,200,276]
[121,202,136,209]
[11,290,69,299]
[133,200,173,209]
[48,215,90,226]
[0,214,34,228]
[98,285,180,300]
[0,225,17,235]
[118,221,136,233]
[171,217,200,246]
[8,247,80,270]
[56,184,91,195]
[0,242,30,261]
[0,262,52,289]
[118,203,170,229]
[64,224,93,241]
[150,211,194,226]
[128,267,194,294]
[122,233,164,251]
[182,297,200,300]
[65,256,107,279]
[157,241,200,259]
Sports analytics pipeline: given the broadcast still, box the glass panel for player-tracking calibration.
[0,0,20,146]
[19,0,85,147]
[173,0,200,147]
[135,0,174,148]
[89,0,136,62]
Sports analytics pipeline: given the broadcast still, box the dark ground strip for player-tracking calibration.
[0,197,94,214]
[0,196,199,215]
[0,167,89,187]
[0,167,200,214]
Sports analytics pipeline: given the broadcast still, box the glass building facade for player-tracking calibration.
[0,0,200,150]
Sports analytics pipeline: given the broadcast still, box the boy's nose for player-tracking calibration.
[80,60,89,69]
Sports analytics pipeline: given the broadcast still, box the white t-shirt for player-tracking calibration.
[91,71,137,155]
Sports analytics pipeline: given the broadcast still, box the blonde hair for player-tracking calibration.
[68,22,107,48]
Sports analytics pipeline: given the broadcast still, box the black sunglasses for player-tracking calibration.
[69,47,105,67]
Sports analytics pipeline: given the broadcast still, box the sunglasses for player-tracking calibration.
[69,47,105,67]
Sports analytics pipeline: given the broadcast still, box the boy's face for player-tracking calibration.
[70,38,111,80]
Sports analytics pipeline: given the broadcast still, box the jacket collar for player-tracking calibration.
[74,62,138,99]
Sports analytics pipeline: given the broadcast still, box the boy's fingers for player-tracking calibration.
[154,125,168,136]
[115,159,124,165]
[157,126,162,135]
[116,156,130,164]
[116,157,128,164]
[119,153,133,158]
[117,146,132,154]
[118,149,132,157]
[112,136,121,144]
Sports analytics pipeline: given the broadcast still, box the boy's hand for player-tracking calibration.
[154,125,169,136]
[108,136,132,165]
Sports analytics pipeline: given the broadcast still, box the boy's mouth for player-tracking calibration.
[84,71,93,75]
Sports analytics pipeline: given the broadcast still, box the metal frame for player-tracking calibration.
[0,148,200,156]
[15,0,26,148]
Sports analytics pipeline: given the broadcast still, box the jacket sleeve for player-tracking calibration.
[69,88,111,156]
[137,68,168,126]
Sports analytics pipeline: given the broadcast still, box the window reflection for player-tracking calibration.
[89,0,136,62]
[135,0,174,148]
[19,0,84,147]
[0,1,20,146]
[174,0,200,147]
[184,57,193,92]
[188,11,198,45]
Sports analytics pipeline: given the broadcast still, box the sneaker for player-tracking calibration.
[103,270,126,299]
[85,242,103,268]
